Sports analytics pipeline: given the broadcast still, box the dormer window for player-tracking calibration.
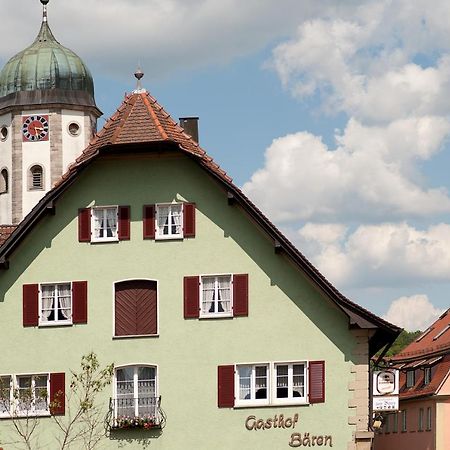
[406,370,415,388]
[424,367,431,385]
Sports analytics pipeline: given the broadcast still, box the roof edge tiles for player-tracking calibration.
[0,90,401,354]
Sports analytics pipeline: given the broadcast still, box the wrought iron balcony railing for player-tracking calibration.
[108,396,165,430]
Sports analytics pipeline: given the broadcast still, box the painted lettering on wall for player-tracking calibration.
[289,433,333,447]
[245,414,299,430]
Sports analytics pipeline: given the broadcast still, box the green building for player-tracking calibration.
[0,2,400,449]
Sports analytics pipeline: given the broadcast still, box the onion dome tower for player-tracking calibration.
[0,0,102,224]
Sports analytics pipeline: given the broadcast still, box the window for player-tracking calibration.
[23,281,87,327]
[0,376,11,415]
[274,363,306,404]
[201,275,232,317]
[114,280,158,337]
[78,206,130,243]
[384,414,390,433]
[40,283,72,325]
[156,204,182,239]
[184,274,248,319]
[424,367,431,385]
[0,373,64,417]
[143,203,195,240]
[92,207,118,242]
[393,412,398,433]
[28,165,44,190]
[401,410,407,432]
[114,366,157,420]
[418,408,424,431]
[237,364,269,406]
[222,361,319,408]
[0,168,8,194]
[426,407,432,430]
[406,370,415,388]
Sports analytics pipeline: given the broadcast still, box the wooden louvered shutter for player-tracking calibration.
[115,280,157,336]
[78,208,91,242]
[184,276,199,318]
[23,284,39,327]
[50,372,65,415]
[309,360,325,403]
[72,281,88,324]
[118,206,131,240]
[233,274,248,317]
[143,205,155,239]
[218,365,235,408]
[183,203,196,238]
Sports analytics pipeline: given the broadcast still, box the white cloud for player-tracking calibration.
[270,2,450,123]
[0,0,361,81]
[383,295,444,331]
[294,222,450,288]
[242,117,450,223]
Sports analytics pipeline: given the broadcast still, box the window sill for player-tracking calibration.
[234,400,308,409]
[113,334,159,340]
[39,321,73,327]
[91,238,119,244]
[0,411,50,419]
[199,314,233,320]
[155,235,183,241]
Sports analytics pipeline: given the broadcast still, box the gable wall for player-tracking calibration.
[0,153,366,449]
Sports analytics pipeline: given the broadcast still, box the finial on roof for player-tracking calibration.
[40,0,50,22]
[133,67,146,94]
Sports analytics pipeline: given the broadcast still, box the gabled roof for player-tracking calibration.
[391,309,450,362]
[0,89,401,354]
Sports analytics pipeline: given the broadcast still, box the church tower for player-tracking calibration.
[0,0,101,224]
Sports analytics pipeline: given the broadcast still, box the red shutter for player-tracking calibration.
[118,206,131,240]
[183,203,196,238]
[143,205,155,239]
[184,276,199,318]
[23,284,39,327]
[78,208,91,242]
[50,372,65,415]
[309,360,325,403]
[218,365,235,408]
[233,274,248,317]
[72,281,88,324]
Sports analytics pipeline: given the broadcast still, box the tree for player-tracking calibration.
[0,352,114,450]
[384,330,422,357]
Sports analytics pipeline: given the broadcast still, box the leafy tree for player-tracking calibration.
[384,330,422,357]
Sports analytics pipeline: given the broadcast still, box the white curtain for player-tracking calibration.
[218,276,231,313]
[94,210,102,239]
[106,208,117,237]
[172,206,182,235]
[158,206,169,235]
[41,285,54,321]
[202,277,215,313]
[58,284,72,320]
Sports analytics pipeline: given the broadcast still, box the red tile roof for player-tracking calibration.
[391,309,450,362]
[57,91,231,186]
[0,226,17,246]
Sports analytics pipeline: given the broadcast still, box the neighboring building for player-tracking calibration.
[0,0,101,224]
[375,309,450,450]
[0,2,401,450]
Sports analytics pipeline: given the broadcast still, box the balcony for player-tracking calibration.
[108,396,165,430]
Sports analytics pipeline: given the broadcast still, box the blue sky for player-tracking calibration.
[2,0,450,330]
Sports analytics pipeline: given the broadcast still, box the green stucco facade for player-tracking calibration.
[0,154,363,449]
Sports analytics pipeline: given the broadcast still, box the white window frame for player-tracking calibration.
[235,363,269,407]
[91,206,119,243]
[234,361,309,408]
[272,362,307,405]
[0,373,50,418]
[424,367,431,385]
[39,282,72,326]
[155,203,183,240]
[199,274,233,318]
[113,364,158,419]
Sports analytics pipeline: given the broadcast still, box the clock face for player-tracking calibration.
[22,115,49,142]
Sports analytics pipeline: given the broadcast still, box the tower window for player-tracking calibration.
[68,122,81,137]
[0,169,8,194]
[28,165,44,190]
[0,126,8,141]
